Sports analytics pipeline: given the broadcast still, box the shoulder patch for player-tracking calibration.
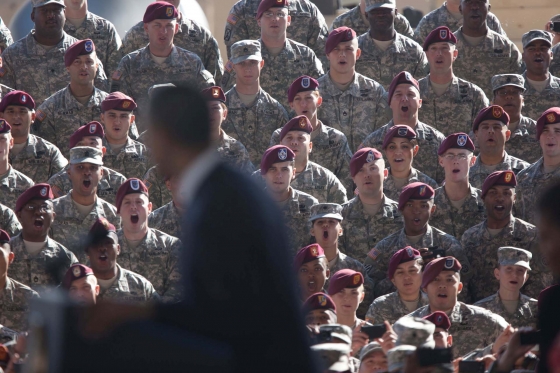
[227,14,238,25]
[143,180,152,191]
[112,70,122,81]
[225,60,233,72]
[51,185,62,198]
[0,67,4,77]
[36,109,46,122]
[367,248,380,260]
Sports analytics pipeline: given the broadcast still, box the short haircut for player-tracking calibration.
[537,181,560,225]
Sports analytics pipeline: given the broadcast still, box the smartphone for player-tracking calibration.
[361,324,387,340]
[314,330,332,344]
[519,330,541,345]
[459,360,485,373]
[429,247,446,258]
[553,22,560,33]
[417,347,453,366]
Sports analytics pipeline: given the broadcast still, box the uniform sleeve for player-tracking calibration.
[33,103,58,149]
[105,22,123,78]
[202,33,224,83]
[224,1,249,60]
[269,129,281,147]
[93,61,110,93]
[488,13,507,38]
[307,7,329,67]
[120,28,141,58]
[395,14,415,39]
[412,47,429,80]
[110,56,130,95]
[220,61,236,92]
[444,235,473,303]
[239,146,256,174]
[413,16,431,45]
[49,146,69,179]
[2,207,21,238]
[364,244,393,298]
[336,138,354,195]
[472,86,490,119]
[198,65,216,89]
[161,238,183,303]
[328,174,348,204]
[308,51,325,79]
[0,49,17,90]
[509,43,523,74]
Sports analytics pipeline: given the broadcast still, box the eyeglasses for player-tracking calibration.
[442,154,469,161]
[496,90,522,97]
[24,204,52,213]
[263,11,288,19]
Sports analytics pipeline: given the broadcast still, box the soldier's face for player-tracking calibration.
[31,4,65,36]
[232,59,263,85]
[459,0,489,30]
[305,309,336,326]
[101,110,134,144]
[0,244,14,277]
[257,7,290,39]
[424,271,463,311]
[68,275,99,305]
[0,133,14,160]
[311,218,342,248]
[483,185,515,223]
[144,19,179,49]
[438,150,475,183]
[426,42,458,73]
[326,40,360,75]
[263,162,294,194]
[523,40,552,76]
[290,92,322,120]
[433,329,451,349]
[539,123,560,158]
[391,259,423,298]
[331,286,364,318]
[76,135,103,150]
[365,8,395,32]
[494,265,528,293]
[280,131,312,163]
[67,53,98,85]
[352,160,387,197]
[0,106,35,140]
[536,212,560,276]
[358,350,388,373]
[207,101,227,135]
[401,199,435,236]
[87,237,120,276]
[475,120,510,155]
[17,199,55,239]
[390,85,422,124]
[384,138,417,174]
[297,258,329,299]
[492,87,523,118]
[67,162,102,196]
[119,193,152,234]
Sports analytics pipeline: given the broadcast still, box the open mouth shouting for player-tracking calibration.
[99,253,108,262]
[33,218,44,230]
[83,179,92,189]
[307,279,318,293]
[130,214,139,224]
[401,105,409,113]
[494,204,505,212]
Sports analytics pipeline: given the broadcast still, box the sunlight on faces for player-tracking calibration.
[390,85,422,123]
[475,120,510,155]
[119,193,152,234]
[76,135,104,152]
[484,185,515,224]
[331,286,365,319]
[67,163,102,197]
[257,7,291,39]
[31,4,65,37]
[539,123,560,158]
[492,87,524,119]
[206,101,227,135]
[297,258,330,299]
[16,199,55,240]
[433,329,452,348]
[426,42,458,73]
[438,149,475,182]
[424,271,463,311]
[68,275,99,305]
[0,132,14,160]
[391,259,423,298]
[326,39,361,75]
[86,237,120,277]
[523,40,552,76]
[232,59,264,85]
[290,91,322,119]
[66,53,98,85]
[305,309,337,326]
[384,138,418,175]
[144,19,179,50]
[263,161,295,194]
[280,131,312,163]
[0,106,35,140]
[359,351,388,373]
[352,159,387,196]
[459,0,490,30]
[494,265,529,293]
[310,218,343,248]
[365,7,395,32]
[101,110,135,144]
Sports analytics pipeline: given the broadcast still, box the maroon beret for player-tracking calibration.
[64,39,95,68]
[201,86,226,103]
[325,27,356,55]
[115,178,149,213]
[472,105,510,132]
[536,107,560,140]
[101,92,137,112]
[421,256,462,289]
[69,121,105,148]
[0,90,35,112]
[423,311,451,331]
[398,182,435,211]
[481,170,517,198]
[294,243,325,270]
[382,125,417,149]
[143,1,178,23]
[0,119,11,134]
[260,145,295,175]
[279,115,313,141]
[256,0,288,20]
[388,71,420,103]
[437,133,475,155]
[15,184,53,212]
[350,148,383,177]
[422,26,457,51]
[387,246,421,279]
[0,230,9,244]
[87,217,117,247]
[302,292,336,314]
[328,269,364,295]
[287,76,319,103]
[62,264,94,290]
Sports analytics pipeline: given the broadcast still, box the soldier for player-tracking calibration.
[365,182,472,300]
[491,74,541,164]
[294,243,330,302]
[423,311,452,348]
[220,0,324,110]
[0,91,68,183]
[429,133,485,240]
[366,247,429,324]
[121,0,223,82]
[260,145,318,253]
[222,40,289,166]
[270,76,353,193]
[111,2,214,132]
[141,165,172,210]
[50,146,121,261]
[48,122,126,205]
[10,184,77,293]
[85,218,159,303]
[470,105,530,189]
[551,43,560,76]
[516,108,560,224]
[0,0,108,105]
[380,125,438,201]
[115,178,182,303]
[223,0,328,66]
[61,263,98,305]
[408,256,509,357]
[413,0,506,44]
[328,269,366,329]
[148,173,183,238]
[360,72,446,183]
[100,92,150,179]
[520,30,560,121]
[463,170,550,301]
[474,247,538,328]
[318,27,389,152]
[0,204,20,239]
[303,292,338,326]
[358,342,388,373]
[0,17,13,53]
[418,26,489,136]
[63,0,122,78]
[355,0,428,88]
[451,0,522,97]
[0,120,34,211]
[340,148,403,262]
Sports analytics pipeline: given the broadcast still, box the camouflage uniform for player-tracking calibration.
[216,130,256,174]
[515,158,560,225]
[0,204,21,238]
[430,185,486,240]
[468,152,530,189]
[279,187,318,255]
[413,5,506,44]
[330,6,414,39]
[317,72,390,152]
[0,84,13,102]
[505,116,541,164]
[0,277,39,332]
[550,43,560,77]
[102,137,150,179]
[521,72,560,121]
[148,201,183,238]
[111,46,215,132]
[461,218,551,301]
[452,29,522,98]
[355,32,428,89]
[10,134,68,183]
[48,165,126,206]
[0,166,34,210]
[340,195,403,262]
[223,87,289,166]
[122,15,223,82]
[221,39,324,110]
[50,192,121,262]
[417,75,489,136]
[117,228,182,303]
[383,167,438,201]
[98,264,160,303]
[360,120,446,183]
[0,17,13,52]
[142,165,172,210]
[0,31,108,105]
[366,290,429,324]
[9,234,78,294]
[291,161,347,204]
[474,292,538,329]
[408,302,508,357]
[63,11,122,78]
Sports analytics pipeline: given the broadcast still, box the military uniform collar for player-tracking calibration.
[387,167,419,183]
[398,224,434,246]
[534,157,560,175]
[447,301,464,323]
[111,264,130,292]
[510,116,533,138]
[351,194,395,219]
[421,74,459,100]
[365,32,406,54]
[10,233,57,257]
[492,291,533,316]
[0,166,16,187]
[522,71,560,92]
[472,151,509,167]
[455,28,497,49]
[480,216,516,240]
[310,121,330,145]
[259,38,293,59]
[229,87,264,109]
[324,72,361,97]
[103,137,135,155]
[118,228,155,250]
[64,191,106,220]
[64,85,104,109]
[138,45,181,68]
[63,11,95,32]
[26,30,74,56]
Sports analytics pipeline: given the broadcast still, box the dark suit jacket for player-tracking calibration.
[538,283,560,373]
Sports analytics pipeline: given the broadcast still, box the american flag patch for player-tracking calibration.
[227,14,238,25]
[0,67,5,78]
[36,109,46,121]
[368,248,380,260]
[51,185,62,198]
[112,70,122,81]
[225,60,233,72]
[143,180,152,191]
